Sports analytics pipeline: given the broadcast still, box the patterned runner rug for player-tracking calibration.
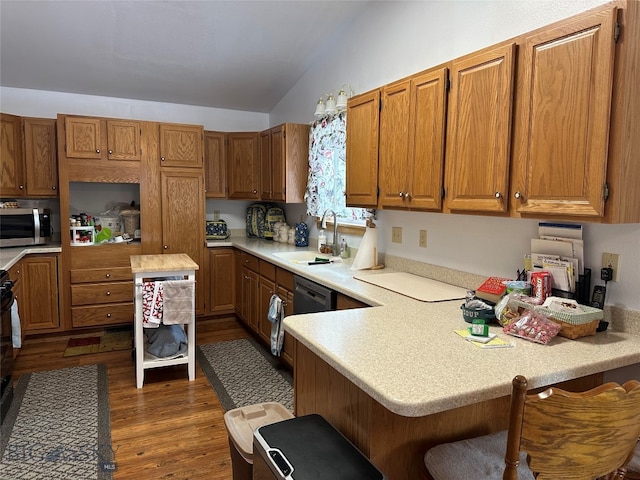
[197,338,293,412]
[0,364,114,480]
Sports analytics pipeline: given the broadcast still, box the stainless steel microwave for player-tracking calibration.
[0,208,51,247]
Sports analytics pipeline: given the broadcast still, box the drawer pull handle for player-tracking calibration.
[106,291,111,296]
[106,313,111,318]
[105,273,111,278]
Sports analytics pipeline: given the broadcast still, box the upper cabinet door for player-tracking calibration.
[204,131,227,198]
[1,113,25,196]
[227,132,260,199]
[445,43,516,213]
[513,6,617,217]
[407,67,448,211]
[346,89,380,208]
[107,120,141,161]
[378,80,411,209]
[23,118,58,196]
[270,125,286,202]
[159,123,203,168]
[259,129,272,199]
[65,116,102,159]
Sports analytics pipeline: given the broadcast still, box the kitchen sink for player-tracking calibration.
[271,251,337,264]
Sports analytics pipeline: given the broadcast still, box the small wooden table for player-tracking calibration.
[130,253,199,388]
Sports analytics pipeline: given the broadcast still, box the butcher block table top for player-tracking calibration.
[130,253,199,273]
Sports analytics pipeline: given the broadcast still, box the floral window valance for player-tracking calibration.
[304,112,368,221]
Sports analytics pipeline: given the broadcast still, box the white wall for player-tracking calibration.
[0,87,269,131]
[270,0,640,312]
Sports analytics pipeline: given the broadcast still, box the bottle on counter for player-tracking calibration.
[318,230,326,253]
[340,237,349,258]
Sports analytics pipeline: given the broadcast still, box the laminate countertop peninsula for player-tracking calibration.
[210,236,640,480]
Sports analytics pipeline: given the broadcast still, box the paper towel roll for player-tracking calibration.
[351,226,378,270]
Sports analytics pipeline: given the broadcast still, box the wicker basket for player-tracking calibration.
[538,304,603,339]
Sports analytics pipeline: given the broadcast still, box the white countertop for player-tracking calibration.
[212,237,640,418]
[0,244,62,270]
[6,239,638,418]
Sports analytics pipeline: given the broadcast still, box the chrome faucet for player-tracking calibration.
[320,209,339,256]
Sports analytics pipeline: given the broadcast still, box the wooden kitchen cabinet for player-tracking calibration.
[68,245,139,328]
[236,252,260,328]
[1,113,23,197]
[336,293,368,310]
[160,170,206,315]
[159,123,203,168]
[1,114,57,197]
[23,118,58,196]
[227,132,260,199]
[21,254,60,332]
[378,67,448,210]
[444,42,516,213]
[7,261,25,349]
[346,89,380,207]
[511,5,617,218]
[258,274,276,345]
[64,115,142,161]
[276,267,295,368]
[204,131,227,198]
[260,123,310,203]
[207,248,235,315]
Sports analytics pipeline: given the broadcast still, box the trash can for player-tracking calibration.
[253,413,387,479]
[223,402,294,480]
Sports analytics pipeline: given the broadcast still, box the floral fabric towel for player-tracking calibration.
[142,281,163,328]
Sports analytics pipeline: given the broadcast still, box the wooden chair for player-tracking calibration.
[424,375,640,480]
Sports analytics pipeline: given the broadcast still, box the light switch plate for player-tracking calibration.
[392,227,402,244]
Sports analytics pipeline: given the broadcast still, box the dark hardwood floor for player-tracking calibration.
[11,317,253,480]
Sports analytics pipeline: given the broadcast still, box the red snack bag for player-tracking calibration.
[503,309,561,345]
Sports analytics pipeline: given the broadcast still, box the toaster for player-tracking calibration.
[206,219,230,240]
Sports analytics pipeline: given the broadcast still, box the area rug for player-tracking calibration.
[0,364,114,480]
[63,330,131,357]
[197,338,293,412]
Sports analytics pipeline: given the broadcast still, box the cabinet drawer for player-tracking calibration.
[71,303,134,328]
[239,252,259,272]
[71,282,133,306]
[70,267,132,283]
[259,260,276,282]
[276,267,294,291]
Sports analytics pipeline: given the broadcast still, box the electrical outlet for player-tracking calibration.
[419,230,427,248]
[392,226,402,244]
[601,252,619,282]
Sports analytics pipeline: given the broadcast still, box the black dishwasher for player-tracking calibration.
[293,275,336,314]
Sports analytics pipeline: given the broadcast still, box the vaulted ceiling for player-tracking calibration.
[0,1,370,112]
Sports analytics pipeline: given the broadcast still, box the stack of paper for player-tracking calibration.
[528,223,583,293]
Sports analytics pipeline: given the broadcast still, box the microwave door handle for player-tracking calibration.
[32,208,40,243]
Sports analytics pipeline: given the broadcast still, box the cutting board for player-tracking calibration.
[353,272,468,302]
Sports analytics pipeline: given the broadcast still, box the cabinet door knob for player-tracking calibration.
[514,191,522,199]
[106,291,111,296]
[161,156,165,161]
[404,192,411,200]
[96,149,100,153]
[253,189,257,194]
[52,186,57,190]
[106,313,111,318]
[495,191,502,199]
[19,185,24,190]
[108,149,113,155]
[105,273,111,278]
[398,192,404,198]
[163,245,168,250]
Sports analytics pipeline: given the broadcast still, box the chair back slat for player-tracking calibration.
[506,377,640,480]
